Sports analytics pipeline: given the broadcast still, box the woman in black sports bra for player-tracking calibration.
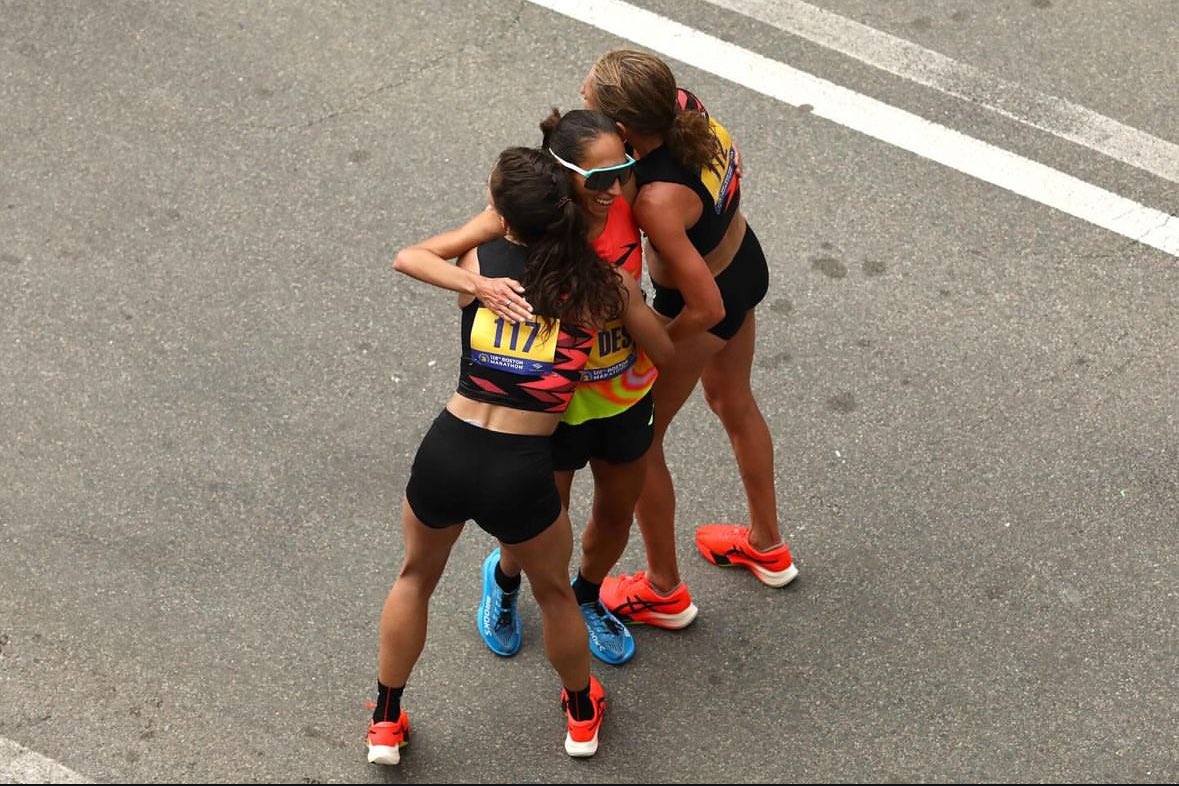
[580,50,799,628]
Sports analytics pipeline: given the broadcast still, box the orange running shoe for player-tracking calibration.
[695,524,798,587]
[599,571,698,630]
[561,675,606,757]
[366,709,410,765]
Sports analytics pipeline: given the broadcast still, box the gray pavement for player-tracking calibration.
[1,0,1176,783]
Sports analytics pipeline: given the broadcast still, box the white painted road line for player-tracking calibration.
[701,0,1179,184]
[524,0,1179,259]
[0,737,92,784]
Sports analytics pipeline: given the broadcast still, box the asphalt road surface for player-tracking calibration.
[2,1,1176,783]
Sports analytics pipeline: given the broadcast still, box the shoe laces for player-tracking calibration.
[494,589,517,631]
[585,601,625,637]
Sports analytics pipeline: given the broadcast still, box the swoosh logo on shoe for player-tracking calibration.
[723,545,789,568]
[611,594,685,618]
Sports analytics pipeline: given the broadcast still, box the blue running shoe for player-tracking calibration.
[579,600,635,666]
[477,548,521,657]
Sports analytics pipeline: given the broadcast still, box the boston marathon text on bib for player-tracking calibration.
[469,308,560,376]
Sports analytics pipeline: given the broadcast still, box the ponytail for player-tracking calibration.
[539,107,562,150]
[666,109,723,174]
[523,189,622,328]
[489,147,624,328]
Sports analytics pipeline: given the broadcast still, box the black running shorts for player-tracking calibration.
[551,392,655,471]
[405,409,562,544]
[652,225,769,341]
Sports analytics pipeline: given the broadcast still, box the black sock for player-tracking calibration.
[564,683,595,722]
[373,681,405,723]
[572,573,601,606]
[494,562,521,594]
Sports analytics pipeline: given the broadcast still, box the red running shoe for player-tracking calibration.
[561,675,606,757]
[695,525,798,587]
[599,571,698,630]
[366,709,410,765]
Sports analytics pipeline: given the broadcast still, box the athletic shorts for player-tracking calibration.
[551,392,654,471]
[652,225,769,341]
[405,409,561,544]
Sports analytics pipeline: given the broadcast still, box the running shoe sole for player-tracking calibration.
[565,733,599,757]
[366,743,405,766]
[617,604,699,630]
[698,547,799,587]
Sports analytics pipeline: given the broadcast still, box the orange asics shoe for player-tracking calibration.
[695,524,798,587]
[561,675,606,757]
[599,571,698,630]
[366,709,410,765]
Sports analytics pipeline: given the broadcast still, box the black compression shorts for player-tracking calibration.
[652,225,769,341]
[551,391,654,471]
[405,409,562,544]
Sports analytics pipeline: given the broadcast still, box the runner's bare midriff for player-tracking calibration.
[646,210,747,287]
[445,393,562,436]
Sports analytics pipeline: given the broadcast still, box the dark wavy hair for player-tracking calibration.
[539,107,621,165]
[488,147,624,327]
[588,49,722,174]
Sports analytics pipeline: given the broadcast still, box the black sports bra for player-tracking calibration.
[632,91,742,256]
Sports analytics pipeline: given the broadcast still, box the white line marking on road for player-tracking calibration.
[701,0,1179,184]
[0,736,93,784]
[523,0,1179,259]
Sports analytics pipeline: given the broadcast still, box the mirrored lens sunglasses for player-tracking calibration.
[549,148,636,192]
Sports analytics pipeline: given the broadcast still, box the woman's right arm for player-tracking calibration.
[633,186,724,341]
[618,272,674,368]
[392,209,533,322]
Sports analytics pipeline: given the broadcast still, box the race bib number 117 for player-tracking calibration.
[469,308,559,376]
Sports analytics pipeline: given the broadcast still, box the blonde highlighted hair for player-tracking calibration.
[587,49,721,173]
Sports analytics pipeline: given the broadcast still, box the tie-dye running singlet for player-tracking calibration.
[561,198,658,426]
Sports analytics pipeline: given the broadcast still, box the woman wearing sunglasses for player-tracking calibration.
[579,50,799,630]
[476,109,670,667]
[367,146,672,765]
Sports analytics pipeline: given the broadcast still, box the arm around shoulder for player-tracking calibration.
[619,273,674,368]
[392,245,479,296]
[633,189,724,340]
[390,208,507,297]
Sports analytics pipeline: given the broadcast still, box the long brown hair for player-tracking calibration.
[587,49,721,173]
[488,147,623,327]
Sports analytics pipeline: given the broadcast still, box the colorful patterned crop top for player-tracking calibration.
[457,238,595,414]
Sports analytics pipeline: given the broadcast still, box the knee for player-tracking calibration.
[397,557,446,593]
[528,574,576,607]
[588,504,636,535]
[703,385,756,425]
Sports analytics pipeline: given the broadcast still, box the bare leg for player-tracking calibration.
[500,510,589,690]
[578,456,645,583]
[699,310,782,550]
[633,330,724,592]
[377,498,464,687]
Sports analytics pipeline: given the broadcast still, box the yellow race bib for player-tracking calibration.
[699,118,738,215]
[469,307,559,376]
[580,319,636,382]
